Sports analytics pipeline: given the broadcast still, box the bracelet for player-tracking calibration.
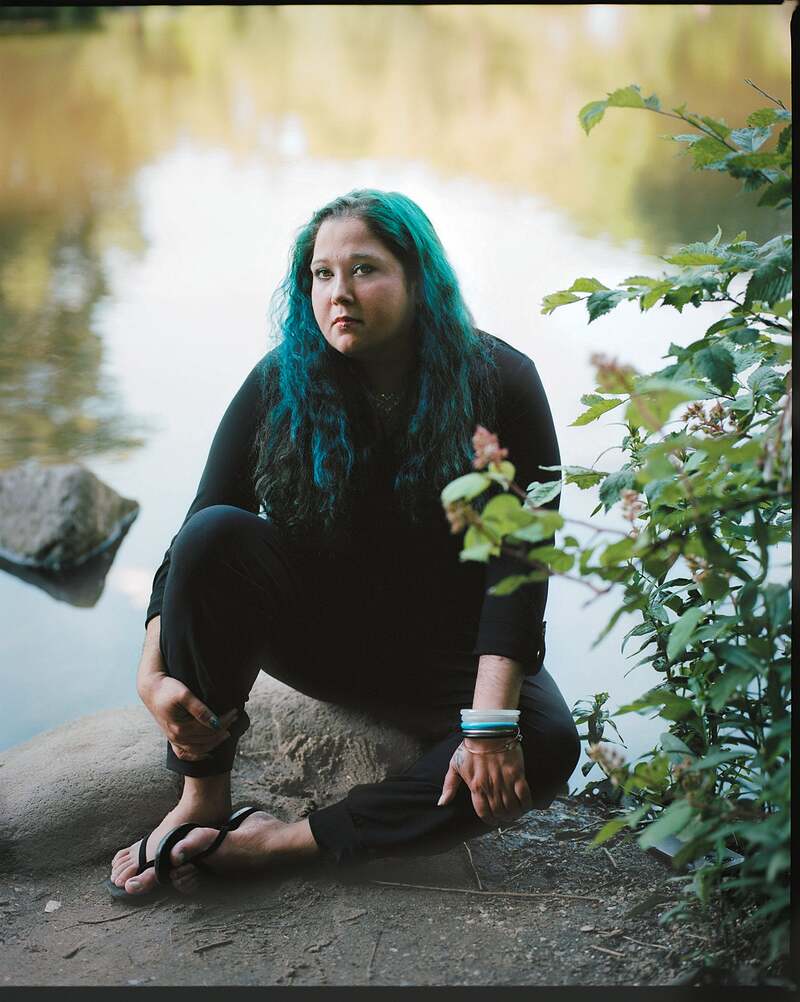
[460,734,522,755]
[460,729,520,739]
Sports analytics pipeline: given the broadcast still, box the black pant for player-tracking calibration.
[158,505,580,865]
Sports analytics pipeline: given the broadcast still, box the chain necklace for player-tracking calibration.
[364,387,403,418]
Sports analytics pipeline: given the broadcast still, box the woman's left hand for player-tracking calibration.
[437,738,533,826]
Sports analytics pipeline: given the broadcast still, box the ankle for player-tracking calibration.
[180,775,232,814]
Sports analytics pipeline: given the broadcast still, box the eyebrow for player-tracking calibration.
[310,251,382,267]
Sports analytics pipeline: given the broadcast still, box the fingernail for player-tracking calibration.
[436,797,444,806]
[209,716,221,730]
[176,851,186,863]
[128,880,140,891]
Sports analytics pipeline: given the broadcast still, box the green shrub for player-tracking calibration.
[441,82,791,966]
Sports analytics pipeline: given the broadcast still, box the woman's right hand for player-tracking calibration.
[136,616,237,761]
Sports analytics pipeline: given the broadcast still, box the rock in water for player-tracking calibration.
[0,459,139,570]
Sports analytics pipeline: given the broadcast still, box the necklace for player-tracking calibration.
[364,387,403,417]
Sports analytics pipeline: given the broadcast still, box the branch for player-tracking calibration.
[744,78,787,111]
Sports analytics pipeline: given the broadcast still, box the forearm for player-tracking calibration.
[137,615,167,700]
[472,654,524,710]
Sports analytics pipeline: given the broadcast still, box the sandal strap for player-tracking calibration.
[137,832,157,874]
[154,822,198,886]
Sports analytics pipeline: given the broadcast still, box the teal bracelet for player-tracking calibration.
[461,725,521,733]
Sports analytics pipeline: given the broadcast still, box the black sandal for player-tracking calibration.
[104,828,165,904]
[154,805,260,885]
[104,806,259,903]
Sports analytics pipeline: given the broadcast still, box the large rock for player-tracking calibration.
[0,459,139,570]
[0,674,435,876]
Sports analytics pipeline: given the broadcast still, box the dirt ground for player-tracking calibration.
[0,792,792,989]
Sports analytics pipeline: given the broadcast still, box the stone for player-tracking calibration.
[0,459,139,570]
[0,673,434,876]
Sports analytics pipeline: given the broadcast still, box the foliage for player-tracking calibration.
[440,82,791,967]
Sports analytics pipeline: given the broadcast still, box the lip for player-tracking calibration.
[333,316,361,326]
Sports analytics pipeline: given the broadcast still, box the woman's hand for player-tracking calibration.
[437,738,533,826]
[136,617,237,761]
[139,672,238,762]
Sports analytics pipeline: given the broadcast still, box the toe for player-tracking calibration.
[124,866,158,895]
[113,859,142,887]
[169,827,217,868]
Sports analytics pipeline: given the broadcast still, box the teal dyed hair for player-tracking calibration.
[253,188,498,534]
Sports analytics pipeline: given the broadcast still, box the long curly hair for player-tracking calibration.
[252,189,498,536]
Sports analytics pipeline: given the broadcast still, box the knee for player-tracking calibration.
[524,718,581,791]
[170,505,253,579]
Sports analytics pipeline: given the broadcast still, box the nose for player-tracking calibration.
[331,271,354,305]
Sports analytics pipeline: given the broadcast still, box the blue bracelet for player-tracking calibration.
[460,721,520,730]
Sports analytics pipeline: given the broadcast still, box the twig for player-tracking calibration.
[590,944,626,959]
[602,847,618,869]
[366,929,383,983]
[69,912,143,927]
[622,934,671,952]
[62,943,87,960]
[193,939,233,954]
[463,842,483,890]
[370,880,601,902]
[744,78,787,110]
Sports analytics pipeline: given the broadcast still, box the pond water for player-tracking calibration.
[0,6,791,787]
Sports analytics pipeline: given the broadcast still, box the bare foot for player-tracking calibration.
[109,785,232,896]
[167,812,317,895]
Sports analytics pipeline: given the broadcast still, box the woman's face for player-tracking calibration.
[310,216,416,364]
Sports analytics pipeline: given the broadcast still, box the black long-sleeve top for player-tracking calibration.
[145,333,560,674]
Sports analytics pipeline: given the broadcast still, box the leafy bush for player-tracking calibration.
[441,82,791,966]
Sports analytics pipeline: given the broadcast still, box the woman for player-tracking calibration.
[107,189,580,900]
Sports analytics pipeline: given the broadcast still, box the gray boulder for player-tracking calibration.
[0,673,433,876]
[0,459,139,570]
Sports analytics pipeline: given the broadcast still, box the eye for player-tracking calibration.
[353,263,374,275]
[313,267,332,279]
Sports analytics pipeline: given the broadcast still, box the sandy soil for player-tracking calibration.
[0,793,791,989]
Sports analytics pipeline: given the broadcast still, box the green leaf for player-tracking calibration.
[745,254,791,307]
[525,479,563,507]
[598,469,636,511]
[763,583,790,629]
[606,84,647,108]
[482,494,534,538]
[660,733,694,757]
[667,606,705,662]
[707,667,752,712]
[459,542,493,563]
[622,275,664,287]
[686,747,753,772]
[627,378,705,433]
[556,465,607,489]
[579,100,608,135]
[757,177,792,208]
[440,472,491,505]
[567,277,609,293]
[541,291,581,314]
[718,644,763,673]
[571,396,623,427]
[747,366,784,397]
[663,251,726,266]
[693,345,736,394]
[489,574,532,596]
[689,136,731,168]
[509,510,564,543]
[700,116,731,139]
[591,806,649,847]
[746,107,790,128]
[730,126,772,152]
[526,545,574,574]
[640,282,674,311]
[598,537,636,567]
[637,800,695,851]
[586,289,627,322]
